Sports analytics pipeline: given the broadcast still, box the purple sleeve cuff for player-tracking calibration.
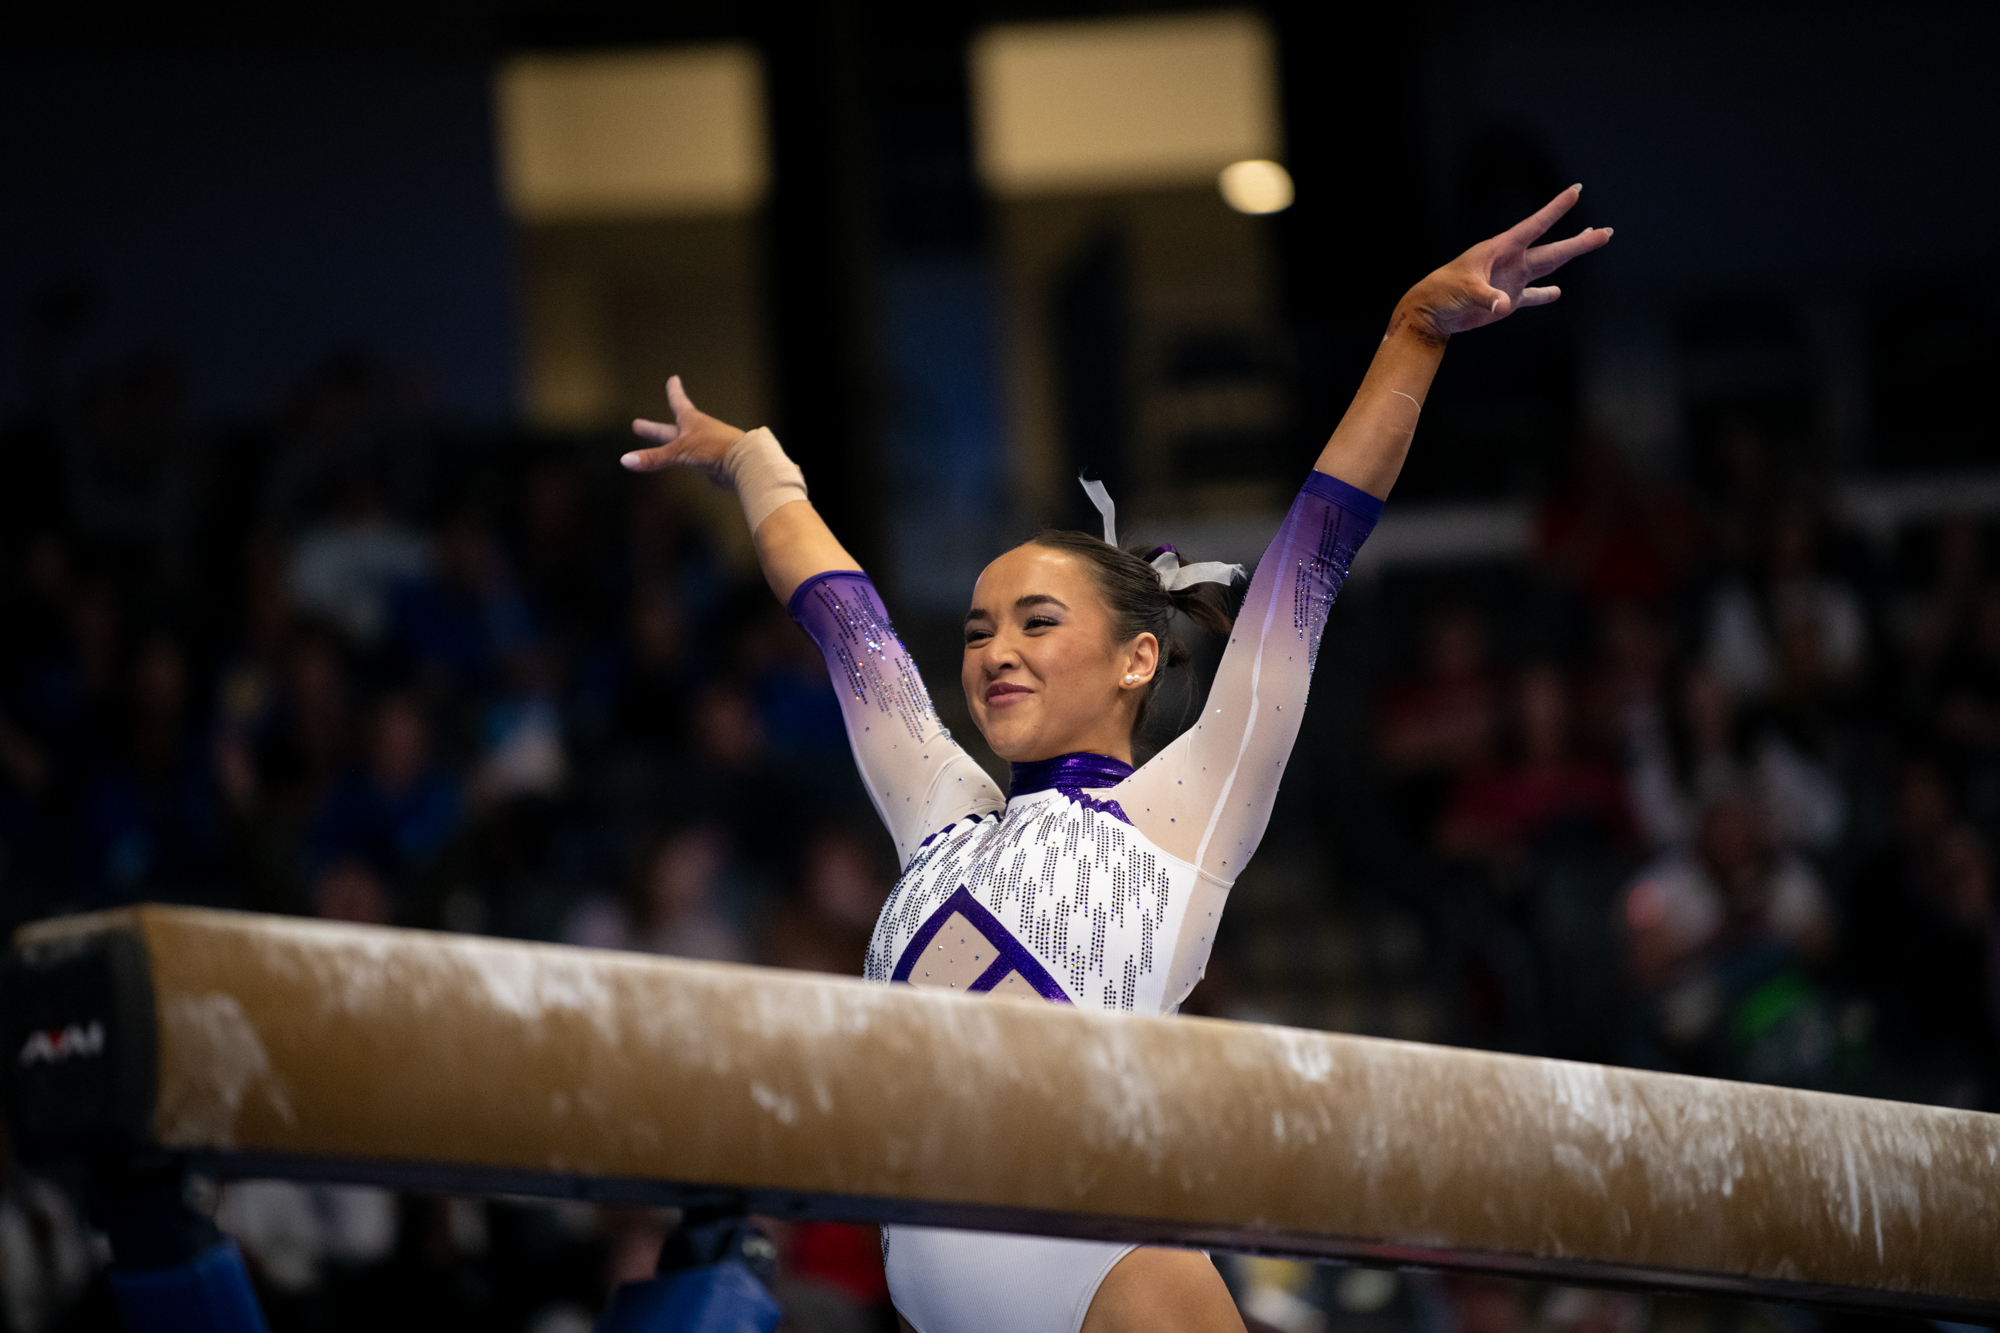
[1303,470,1386,527]
[787,569,872,623]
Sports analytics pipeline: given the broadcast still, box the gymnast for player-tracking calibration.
[621,186,1611,1333]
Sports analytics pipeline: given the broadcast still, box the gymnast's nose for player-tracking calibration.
[978,630,1023,677]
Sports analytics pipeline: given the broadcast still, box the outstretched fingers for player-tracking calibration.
[623,376,705,471]
[665,374,699,423]
[1517,285,1563,308]
[1503,183,1583,246]
[621,418,681,471]
[1527,226,1613,279]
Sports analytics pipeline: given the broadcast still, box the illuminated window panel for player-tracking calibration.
[495,46,768,222]
[971,12,1281,197]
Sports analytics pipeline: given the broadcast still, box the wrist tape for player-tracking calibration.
[722,427,808,531]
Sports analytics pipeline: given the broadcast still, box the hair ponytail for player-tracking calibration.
[1027,528,1240,732]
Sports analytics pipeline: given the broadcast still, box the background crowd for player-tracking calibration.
[3,6,1996,1324]
[3,328,1997,1332]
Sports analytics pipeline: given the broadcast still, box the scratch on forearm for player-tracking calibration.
[1384,309,1450,349]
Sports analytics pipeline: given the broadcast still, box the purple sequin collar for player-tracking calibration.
[1009,752,1134,824]
[1010,751,1132,795]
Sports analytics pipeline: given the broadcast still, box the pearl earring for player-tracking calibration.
[1124,673,1138,685]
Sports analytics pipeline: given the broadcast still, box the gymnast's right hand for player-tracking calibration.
[622,375,746,474]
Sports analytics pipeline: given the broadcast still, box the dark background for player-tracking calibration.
[2,3,1998,1331]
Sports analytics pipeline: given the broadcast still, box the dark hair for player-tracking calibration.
[1027,529,1238,733]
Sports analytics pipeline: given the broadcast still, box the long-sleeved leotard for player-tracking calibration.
[790,467,1381,1016]
[790,469,1380,1333]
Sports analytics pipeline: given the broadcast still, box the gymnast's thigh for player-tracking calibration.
[1079,1245,1245,1333]
[883,1225,1135,1333]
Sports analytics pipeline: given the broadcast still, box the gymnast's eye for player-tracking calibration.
[964,626,992,646]
[1024,615,1058,631]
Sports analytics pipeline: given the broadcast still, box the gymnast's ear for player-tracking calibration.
[1121,631,1160,686]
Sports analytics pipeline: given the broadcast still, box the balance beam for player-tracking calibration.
[3,906,1995,1317]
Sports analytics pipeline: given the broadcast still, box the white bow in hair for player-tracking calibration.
[1077,475,1243,592]
[1149,547,1245,592]
[1079,475,1119,546]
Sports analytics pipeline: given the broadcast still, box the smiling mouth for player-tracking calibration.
[985,682,1032,706]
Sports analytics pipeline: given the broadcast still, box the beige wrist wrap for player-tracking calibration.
[722,427,808,532]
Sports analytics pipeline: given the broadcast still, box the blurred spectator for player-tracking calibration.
[1435,665,1630,875]
[470,644,571,810]
[258,624,354,822]
[10,564,121,789]
[1703,418,1779,575]
[1579,603,1673,747]
[1435,1275,1526,1333]
[79,634,233,903]
[607,582,695,756]
[684,677,815,861]
[1539,1286,1645,1333]
[1623,791,1834,1077]
[390,509,538,703]
[1891,518,1984,693]
[567,825,749,963]
[289,476,429,648]
[1622,662,1844,855]
[760,827,889,975]
[743,606,849,760]
[216,1180,399,1299]
[1934,581,2000,835]
[518,458,611,646]
[1848,760,1999,1099]
[0,1173,97,1332]
[313,858,395,925]
[1376,603,1502,842]
[1535,433,1698,609]
[1704,497,1866,702]
[306,691,460,915]
[623,474,732,617]
[762,1218,892,1333]
[1626,792,1832,988]
[1228,1255,1326,1333]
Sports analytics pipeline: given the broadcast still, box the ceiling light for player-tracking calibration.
[1218,159,1293,215]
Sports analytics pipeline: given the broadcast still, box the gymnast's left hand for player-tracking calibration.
[621,375,747,475]
[1397,184,1612,340]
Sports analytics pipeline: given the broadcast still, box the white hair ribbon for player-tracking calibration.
[1078,475,1117,547]
[1078,475,1241,590]
[1150,547,1245,592]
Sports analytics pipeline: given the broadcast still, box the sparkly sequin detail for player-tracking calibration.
[866,792,1182,1013]
[1009,752,1135,825]
[1065,790,1132,825]
[1290,480,1376,675]
[1010,752,1133,795]
[889,885,1072,1001]
[819,474,1382,1018]
[796,573,937,741]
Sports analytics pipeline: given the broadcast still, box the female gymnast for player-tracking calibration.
[621,186,1611,1333]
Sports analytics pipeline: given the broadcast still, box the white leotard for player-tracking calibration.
[789,470,1380,1333]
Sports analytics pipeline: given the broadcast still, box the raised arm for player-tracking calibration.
[1316,184,1612,498]
[622,376,857,602]
[1120,189,1611,1004]
[621,379,1003,864]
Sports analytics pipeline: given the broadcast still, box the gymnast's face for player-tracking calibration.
[962,544,1157,765]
